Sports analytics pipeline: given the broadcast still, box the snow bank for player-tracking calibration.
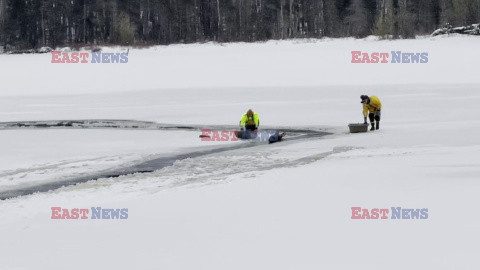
[0,36,479,97]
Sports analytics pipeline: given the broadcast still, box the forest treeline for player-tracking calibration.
[0,0,479,50]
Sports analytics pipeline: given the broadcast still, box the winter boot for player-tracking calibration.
[376,122,380,130]
[370,123,375,131]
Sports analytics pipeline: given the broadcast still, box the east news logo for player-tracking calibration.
[51,207,128,219]
[51,51,128,63]
[351,51,428,63]
[351,207,428,220]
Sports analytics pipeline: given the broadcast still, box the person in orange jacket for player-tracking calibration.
[361,95,382,131]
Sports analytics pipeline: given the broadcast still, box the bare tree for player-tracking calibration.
[345,0,370,37]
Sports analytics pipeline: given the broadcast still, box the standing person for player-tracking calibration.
[239,109,260,131]
[360,95,382,131]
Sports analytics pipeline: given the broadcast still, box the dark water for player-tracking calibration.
[0,120,330,200]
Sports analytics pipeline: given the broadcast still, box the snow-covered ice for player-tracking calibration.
[1,36,480,269]
[0,128,230,190]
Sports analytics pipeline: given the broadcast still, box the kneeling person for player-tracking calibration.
[240,109,260,131]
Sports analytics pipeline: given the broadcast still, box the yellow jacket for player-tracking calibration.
[363,96,382,117]
[240,112,260,128]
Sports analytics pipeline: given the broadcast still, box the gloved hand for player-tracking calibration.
[363,117,367,124]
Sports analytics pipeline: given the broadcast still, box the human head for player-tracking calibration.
[247,109,253,116]
[360,95,370,104]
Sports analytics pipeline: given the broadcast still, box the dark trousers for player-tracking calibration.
[369,110,381,123]
[245,125,257,131]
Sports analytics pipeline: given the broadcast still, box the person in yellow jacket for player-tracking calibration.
[361,95,382,131]
[239,109,260,131]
